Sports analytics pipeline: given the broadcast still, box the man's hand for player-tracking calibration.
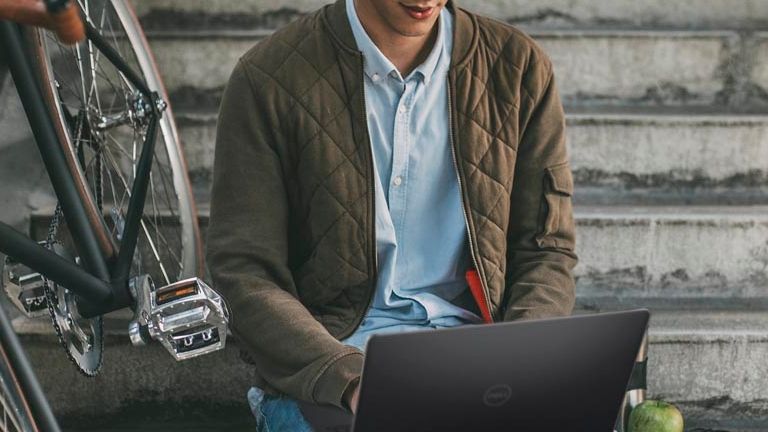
[343,378,361,414]
[0,0,85,44]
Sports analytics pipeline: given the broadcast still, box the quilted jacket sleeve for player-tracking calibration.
[206,59,363,410]
[502,54,578,321]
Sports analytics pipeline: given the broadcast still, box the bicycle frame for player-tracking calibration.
[0,17,161,318]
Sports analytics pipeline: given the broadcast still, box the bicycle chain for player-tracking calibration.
[41,203,104,377]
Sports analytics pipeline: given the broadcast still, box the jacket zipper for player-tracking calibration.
[344,61,493,336]
[340,54,378,340]
[446,73,494,322]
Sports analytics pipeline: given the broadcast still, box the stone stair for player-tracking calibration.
[143,28,768,110]
[7,0,768,429]
[176,109,768,205]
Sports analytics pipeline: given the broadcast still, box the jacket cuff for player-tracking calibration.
[310,348,364,409]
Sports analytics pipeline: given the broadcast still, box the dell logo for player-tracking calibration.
[483,384,513,407]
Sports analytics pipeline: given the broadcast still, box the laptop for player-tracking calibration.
[299,309,650,432]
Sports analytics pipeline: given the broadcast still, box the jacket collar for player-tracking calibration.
[322,0,476,68]
[345,0,451,85]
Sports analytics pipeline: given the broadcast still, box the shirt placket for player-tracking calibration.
[389,78,416,292]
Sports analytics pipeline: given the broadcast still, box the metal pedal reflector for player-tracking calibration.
[2,245,49,317]
[129,276,229,361]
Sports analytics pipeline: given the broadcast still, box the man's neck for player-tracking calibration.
[354,0,439,77]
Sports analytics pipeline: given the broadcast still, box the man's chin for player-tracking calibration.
[391,22,438,38]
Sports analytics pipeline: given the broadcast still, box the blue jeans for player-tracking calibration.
[248,386,315,432]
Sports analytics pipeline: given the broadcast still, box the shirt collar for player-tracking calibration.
[345,0,451,85]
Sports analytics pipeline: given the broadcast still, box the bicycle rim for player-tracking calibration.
[29,0,203,288]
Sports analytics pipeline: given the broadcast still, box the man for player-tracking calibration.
[206,0,577,428]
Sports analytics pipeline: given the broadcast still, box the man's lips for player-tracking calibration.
[399,3,436,20]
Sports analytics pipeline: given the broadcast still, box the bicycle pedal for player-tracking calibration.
[2,250,49,318]
[129,276,229,361]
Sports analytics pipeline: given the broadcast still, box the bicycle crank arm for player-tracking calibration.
[129,276,229,361]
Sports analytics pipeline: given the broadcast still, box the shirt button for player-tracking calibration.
[398,105,407,114]
[371,73,380,82]
[393,176,403,186]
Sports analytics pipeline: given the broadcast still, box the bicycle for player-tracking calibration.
[0,290,59,431]
[0,0,229,414]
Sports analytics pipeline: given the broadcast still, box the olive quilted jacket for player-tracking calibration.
[206,0,577,410]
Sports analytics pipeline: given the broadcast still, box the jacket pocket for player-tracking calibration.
[536,162,575,250]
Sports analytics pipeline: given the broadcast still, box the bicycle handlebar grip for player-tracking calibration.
[49,1,84,45]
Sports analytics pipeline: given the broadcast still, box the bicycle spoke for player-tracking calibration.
[37,0,196,310]
[99,142,179,282]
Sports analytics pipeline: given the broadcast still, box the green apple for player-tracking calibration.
[627,400,684,432]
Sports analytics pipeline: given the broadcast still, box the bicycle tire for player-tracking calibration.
[28,0,204,288]
[0,345,38,432]
[0,303,60,432]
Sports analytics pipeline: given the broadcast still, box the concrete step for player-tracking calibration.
[573,206,768,309]
[754,36,768,93]
[627,310,768,428]
[567,109,768,205]
[28,203,768,310]
[144,29,768,111]
[11,314,258,420]
[133,0,768,30]
[28,201,768,309]
[173,109,768,206]
[11,310,768,428]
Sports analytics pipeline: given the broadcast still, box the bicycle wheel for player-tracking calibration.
[25,0,203,374]
[0,343,38,432]
[0,303,60,432]
[30,0,203,286]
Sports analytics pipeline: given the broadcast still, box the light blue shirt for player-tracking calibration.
[341,0,483,352]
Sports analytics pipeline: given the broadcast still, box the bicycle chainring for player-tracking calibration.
[42,204,104,377]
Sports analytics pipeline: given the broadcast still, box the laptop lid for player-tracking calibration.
[350,309,650,432]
